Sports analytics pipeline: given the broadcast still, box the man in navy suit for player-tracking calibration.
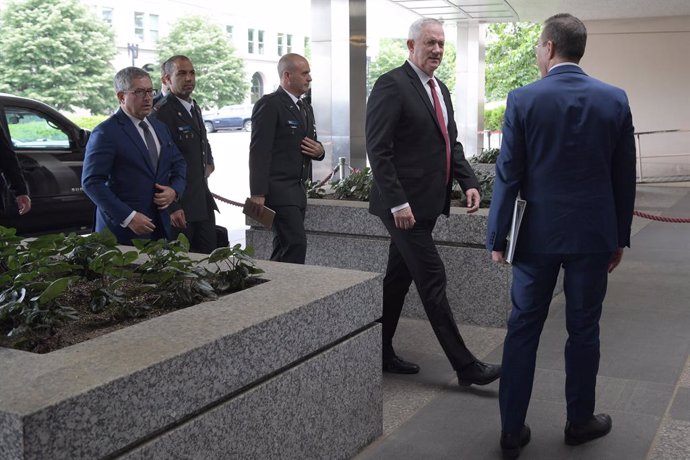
[486,14,636,457]
[248,53,324,264]
[82,67,186,246]
[366,18,501,386]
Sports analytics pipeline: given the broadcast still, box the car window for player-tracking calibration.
[5,107,71,149]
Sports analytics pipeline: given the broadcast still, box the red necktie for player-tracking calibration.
[428,79,451,184]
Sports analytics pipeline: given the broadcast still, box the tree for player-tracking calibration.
[157,17,249,109]
[367,38,456,95]
[0,0,116,114]
[485,22,541,102]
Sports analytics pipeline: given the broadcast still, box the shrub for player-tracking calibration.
[332,167,373,201]
[484,105,506,132]
[472,148,500,164]
[0,227,263,351]
[67,114,109,130]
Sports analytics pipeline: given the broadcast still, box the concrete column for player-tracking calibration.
[310,0,367,182]
[454,22,486,156]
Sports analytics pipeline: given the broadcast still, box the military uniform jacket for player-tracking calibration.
[152,94,217,222]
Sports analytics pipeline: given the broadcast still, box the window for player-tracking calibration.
[287,34,293,53]
[149,14,159,42]
[248,28,255,53]
[226,25,233,40]
[258,30,265,54]
[5,108,70,150]
[134,12,144,41]
[251,73,264,104]
[277,33,284,56]
[102,7,113,26]
[304,37,311,59]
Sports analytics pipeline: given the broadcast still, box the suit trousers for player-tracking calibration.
[499,251,611,433]
[171,211,217,254]
[270,205,307,264]
[380,214,476,370]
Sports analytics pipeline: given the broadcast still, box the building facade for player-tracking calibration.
[84,0,311,105]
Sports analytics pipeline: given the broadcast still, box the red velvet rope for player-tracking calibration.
[633,210,690,223]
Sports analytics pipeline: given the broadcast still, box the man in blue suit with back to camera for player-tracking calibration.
[486,13,636,458]
[82,67,186,246]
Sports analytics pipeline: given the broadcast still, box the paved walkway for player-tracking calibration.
[356,184,690,460]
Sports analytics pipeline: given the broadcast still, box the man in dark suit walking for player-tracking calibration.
[82,67,186,246]
[152,55,218,253]
[366,18,501,386]
[248,53,325,264]
[0,126,31,216]
[486,14,636,458]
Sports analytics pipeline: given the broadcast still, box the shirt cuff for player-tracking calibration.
[121,210,136,228]
[391,202,410,213]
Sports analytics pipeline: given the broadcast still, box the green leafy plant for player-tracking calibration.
[0,227,264,352]
[472,148,501,164]
[332,167,373,201]
[484,105,506,132]
[305,178,326,198]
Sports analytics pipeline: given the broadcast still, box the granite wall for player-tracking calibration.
[0,261,382,459]
[246,199,515,328]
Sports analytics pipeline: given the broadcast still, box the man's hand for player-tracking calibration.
[491,250,506,264]
[128,212,156,235]
[247,195,266,218]
[465,188,480,213]
[393,207,416,230]
[205,164,215,178]
[170,209,187,229]
[153,183,177,209]
[608,247,624,273]
[301,137,324,158]
[16,194,31,215]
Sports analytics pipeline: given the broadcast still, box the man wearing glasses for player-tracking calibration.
[82,66,186,245]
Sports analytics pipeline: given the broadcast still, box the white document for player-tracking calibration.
[505,198,527,265]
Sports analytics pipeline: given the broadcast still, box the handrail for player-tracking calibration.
[634,128,690,183]
[635,128,689,136]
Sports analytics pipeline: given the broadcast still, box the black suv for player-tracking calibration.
[0,93,94,235]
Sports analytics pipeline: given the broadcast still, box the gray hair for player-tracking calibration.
[277,53,306,78]
[408,18,443,42]
[114,67,151,92]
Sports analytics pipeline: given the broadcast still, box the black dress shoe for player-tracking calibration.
[382,355,420,374]
[457,360,501,386]
[564,413,612,445]
[501,424,531,459]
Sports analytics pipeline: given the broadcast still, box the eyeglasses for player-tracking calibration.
[534,41,545,52]
[124,89,157,98]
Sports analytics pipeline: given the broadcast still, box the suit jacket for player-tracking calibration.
[151,95,217,222]
[82,108,187,244]
[249,86,324,209]
[366,61,479,221]
[486,64,637,254]
[0,125,28,196]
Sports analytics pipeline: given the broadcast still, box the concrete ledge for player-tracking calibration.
[0,261,382,459]
[246,199,512,327]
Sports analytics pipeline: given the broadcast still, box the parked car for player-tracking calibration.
[202,104,253,133]
[0,93,93,236]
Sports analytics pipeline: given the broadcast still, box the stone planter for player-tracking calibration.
[0,261,382,459]
[247,199,513,327]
